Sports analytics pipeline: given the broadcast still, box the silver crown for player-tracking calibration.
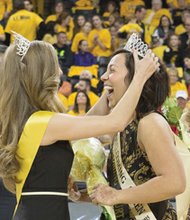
[12,31,30,61]
[124,33,148,57]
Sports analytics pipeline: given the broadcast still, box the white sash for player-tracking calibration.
[113,133,156,220]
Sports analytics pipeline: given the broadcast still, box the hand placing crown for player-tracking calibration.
[11,31,31,61]
[124,33,148,58]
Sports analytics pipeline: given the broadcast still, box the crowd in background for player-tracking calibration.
[0,0,190,136]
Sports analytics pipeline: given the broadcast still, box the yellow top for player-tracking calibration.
[71,32,88,53]
[120,0,144,18]
[57,92,68,111]
[0,0,13,20]
[0,24,4,34]
[88,28,112,57]
[152,45,168,60]
[55,24,73,41]
[14,111,55,215]
[42,34,57,45]
[175,24,186,36]
[5,9,43,42]
[119,23,143,34]
[170,82,188,98]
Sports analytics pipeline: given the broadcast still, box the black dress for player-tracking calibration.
[14,140,74,220]
[107,120,177,220]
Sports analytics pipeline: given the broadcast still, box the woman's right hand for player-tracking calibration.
[133,49,160,83]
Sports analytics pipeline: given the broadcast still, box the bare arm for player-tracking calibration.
[41,50,159,144]
[86,92,109,116]
[90,113,186,205]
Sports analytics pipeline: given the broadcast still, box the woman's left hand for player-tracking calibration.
[89,183,118,206]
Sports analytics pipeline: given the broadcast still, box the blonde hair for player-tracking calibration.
[0,41,65,192]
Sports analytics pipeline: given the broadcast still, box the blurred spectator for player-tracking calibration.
[102,1,117,18]
[102,1,118,27]
[68,78,99,109]
[57,92,69,111]
[31,0,44,16]
[118,17,143,39]
[105,12,119,28]
[73,14,86,35]
[55,11,74,44]
[45,0,64,23]
[168,66,188,97]
[152,15,174,46]
[135,5,147,42]
[79,69,99,94]
[183,49,190,95]
[42,21,57,44]
[53,32,73,74]
[4,1,45,44]
[120,0,144,19]
[176,90,189,110]
[109,25,121,52]
[179,17,190,49]
[0,0,12,22]
[172,0,190,26]
[73,39,96,66]
[68,91,91,116]
[163,34,183,67]
[175,9,190,35]
[23,0,34,12]
[71,21,92,53]
[88,14,112,57]
[167,0,190,11]
[143,0,172,29]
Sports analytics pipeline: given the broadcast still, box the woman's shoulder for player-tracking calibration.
[138,112,170,132]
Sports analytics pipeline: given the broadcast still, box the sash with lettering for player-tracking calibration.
[13,111,56,218]
[113,132,156,220]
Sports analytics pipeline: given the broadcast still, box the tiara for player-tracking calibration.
[124,33,148,57]
[11,31,31,61]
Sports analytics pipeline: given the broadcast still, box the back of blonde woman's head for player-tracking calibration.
[0,41,64,193]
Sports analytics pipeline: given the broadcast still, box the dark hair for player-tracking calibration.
[73,91,91,113]
[79,78,91,87]
[112,49,170,119]
[135,5,146,14]
[183,48,190,59]
[46,21,56,35]
[14,1,25,10]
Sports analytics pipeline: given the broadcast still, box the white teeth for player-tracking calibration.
[104,85,113,90]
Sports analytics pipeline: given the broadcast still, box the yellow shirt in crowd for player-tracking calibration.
[0,24,4,34]
[88,28,112,57]
[170,82,188,98]
[71,32,88,53]
[120,0,144,18]
[119,23,143,34]
[5,9,43,42]
[0,0,12,20]
[175,24,186,36]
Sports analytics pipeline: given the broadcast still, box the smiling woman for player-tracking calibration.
[90,48,186,220]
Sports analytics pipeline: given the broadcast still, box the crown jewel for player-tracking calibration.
[12,31,30,61]
[124,33,148,57]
